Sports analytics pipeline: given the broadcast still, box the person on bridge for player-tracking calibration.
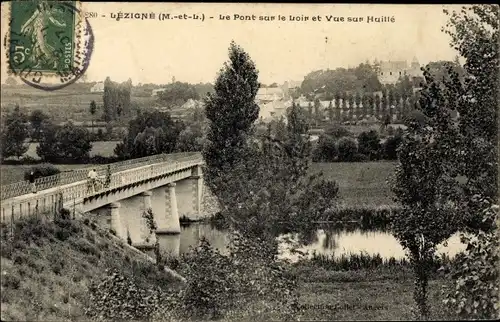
[28,171,37,193]
[87,169,97,193]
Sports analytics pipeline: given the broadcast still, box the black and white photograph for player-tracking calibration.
[0,2,498,321]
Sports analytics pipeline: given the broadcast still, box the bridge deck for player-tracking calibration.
[1,152,201,201]
[1,152,204,221]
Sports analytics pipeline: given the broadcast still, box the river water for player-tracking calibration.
[156,222,466,261]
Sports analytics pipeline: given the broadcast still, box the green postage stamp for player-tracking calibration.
[6,0,93,89]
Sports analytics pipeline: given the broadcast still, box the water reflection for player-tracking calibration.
[156,223,467,262]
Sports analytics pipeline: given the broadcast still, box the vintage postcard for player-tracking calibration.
[0,2,498,321]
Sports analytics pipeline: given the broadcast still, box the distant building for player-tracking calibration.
[377,57,423,85]
[256,87,285,104]
[90,82,104,93]
[151,88,167,97]
[259,99,293,122]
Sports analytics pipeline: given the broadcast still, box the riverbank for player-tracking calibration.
[292,265,455,321]
[0,216,183,321]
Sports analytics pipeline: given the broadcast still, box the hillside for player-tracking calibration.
[0,85,157,123]
[0,215,183,321]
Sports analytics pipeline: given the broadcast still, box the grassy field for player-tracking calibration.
[293,266,454,321]
[310,161,397,207]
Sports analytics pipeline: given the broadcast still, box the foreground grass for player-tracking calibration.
[310,161,397,207]
[292,265,455,321]
[0,216,181,321]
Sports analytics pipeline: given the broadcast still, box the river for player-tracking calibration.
[156,222,466,262]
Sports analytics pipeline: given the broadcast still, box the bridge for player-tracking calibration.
[0,152,205,252]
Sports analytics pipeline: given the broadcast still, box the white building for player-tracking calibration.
[90,82,104,93]
[377,57,423,85]
[256,87,285,104]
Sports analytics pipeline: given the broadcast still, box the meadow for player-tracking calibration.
[310,161,397,207]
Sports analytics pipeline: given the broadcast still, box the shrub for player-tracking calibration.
[442,203,499,320]
[85,270,168,321]
[23,164,61,181]
[337,137,357,161]
[313,133,337,162]
[357,130,381,160]
[383,133,403,160]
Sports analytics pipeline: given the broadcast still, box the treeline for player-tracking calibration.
[0,102,206,164]
[300,62,383,97]
[313,125,403,162]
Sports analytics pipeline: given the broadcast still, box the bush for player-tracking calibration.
[313,133,337,162]
[23,164,61,181]
[324,124,351,139]
[442,203,499,320]
[357,130,381,160]
[337,137,357,161]
[85,270,168,321]
[383,133,403,160]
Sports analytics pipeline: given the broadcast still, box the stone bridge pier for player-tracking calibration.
[101,165,204,251]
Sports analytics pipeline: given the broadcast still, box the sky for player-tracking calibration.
[0,3,463,86]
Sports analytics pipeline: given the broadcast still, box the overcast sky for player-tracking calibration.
[1,3,463,85]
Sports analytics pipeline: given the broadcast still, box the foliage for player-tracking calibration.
[313,133,337,162]
[442,201,499,320]
[164,234,299,321]
[300,63,382,97]
[37,122,92,162]
[103,77,132,122]
[357,130,381,160]
[1,105,29,160]
[383,131,404,160]
[156,81,200,108]
[202,41,260,197]
[324,124,352,139]
[85,270,169,321]
[175,104,207,152]
[28,109,50,142]
[337,137,357,162]
[23,164,61,181]
[114,110,184,159]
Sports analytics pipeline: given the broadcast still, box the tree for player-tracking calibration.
[1,105,29,160]
[37,122,92,162]
[114,110,184,159]
[89,100,97,138]
[313,98,321,126]
[327,101,334,121]
[437,5,499,319]
[337,137,357,161]
[29,109,49,142]
[103,77,132,122]
[357,130,381,160]
[383,131,403,160]
[203,41,260,203]
[156,82,200,108]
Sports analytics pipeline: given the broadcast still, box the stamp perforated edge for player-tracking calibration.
[3,0,86,79]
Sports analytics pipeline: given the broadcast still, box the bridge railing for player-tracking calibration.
[0,152,200,200]
[1,153,204,222]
